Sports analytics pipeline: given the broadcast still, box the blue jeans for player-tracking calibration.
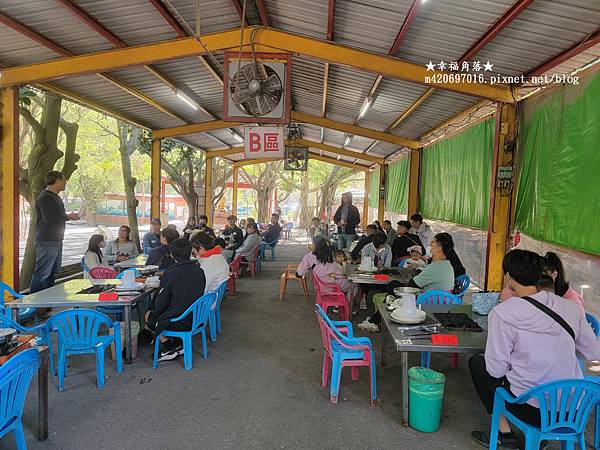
[29,241,63,293]
[337,234,356,250]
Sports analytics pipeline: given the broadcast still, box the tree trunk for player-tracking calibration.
[182,191,198,219]
[19,95,71,289]
[117,122,141,252]
[318,167,340,219]
[256,188,272,223]
[299,169,310,227]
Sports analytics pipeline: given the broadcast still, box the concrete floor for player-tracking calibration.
[4,234,582,450]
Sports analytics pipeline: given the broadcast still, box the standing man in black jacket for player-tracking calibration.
[145,238,206,361]
[333,192,361,250]
[30,171,79,293]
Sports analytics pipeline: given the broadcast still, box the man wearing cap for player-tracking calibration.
[143,218,162,254]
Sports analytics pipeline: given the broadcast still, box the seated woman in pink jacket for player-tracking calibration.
[470,249,599,449]
[500,251,584,312]
[296,236,357,303]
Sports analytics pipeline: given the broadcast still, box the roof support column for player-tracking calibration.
[205,156,213,227]
[1,86,20,287]
[362,171,371,229]
[232,166,239,218]
[151,138,161,220]
[484,103,517,291]
[408,149,421,218]
[377,164,387,224]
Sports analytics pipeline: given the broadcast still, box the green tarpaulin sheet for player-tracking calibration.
[386,157,409,214]
[515,70,600,255]
[369,167,380,209]
[419,118,495,229]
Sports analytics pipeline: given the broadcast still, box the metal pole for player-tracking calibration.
[205,156,213,227]
[232,166,239,217]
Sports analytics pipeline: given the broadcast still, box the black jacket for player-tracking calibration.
[350,234,373,261]
[35,190,68,241]
[333,204,361,235]
[146,244,175,271]
[148,260,206,334]
[391,233,425,261]
[222,225,244,251]
[263,222,282,243]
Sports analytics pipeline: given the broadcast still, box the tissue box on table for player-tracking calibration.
[471,292,500,315]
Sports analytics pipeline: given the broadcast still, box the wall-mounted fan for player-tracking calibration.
[284,146,308,171]
[224,52,292,124]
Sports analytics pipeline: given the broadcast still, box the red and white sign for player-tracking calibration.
[244,126,284,159]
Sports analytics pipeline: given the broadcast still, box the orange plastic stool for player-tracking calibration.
[279,264,309,301]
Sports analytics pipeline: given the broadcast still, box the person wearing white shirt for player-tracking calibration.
[191,232,230,293]
[409,213,433,251]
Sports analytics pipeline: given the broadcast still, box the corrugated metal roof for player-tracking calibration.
[109,66,213,123]
[291,56,325,117]
[392,90,479,140]
[172,130,229,150]
[0,24,58,66]
[544,43,600,77]
[473,0,600,76]
[167,0,243,34]
[359,78,430,131]
[152,57,225,118]
[74,0,179,45]
[0,0,598,160]
[1,0,113,55]
[332,0,414,54]
[326,64,378,124]
[395,0,516,66]
[263,0,328,39]
[52,74,184,129]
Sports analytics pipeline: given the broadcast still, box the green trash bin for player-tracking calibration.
[408,366,446,432]
[373,293,388,306]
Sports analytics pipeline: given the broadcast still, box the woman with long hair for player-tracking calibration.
[104,225,139,262]
[541,252,584,311]
[500,251,584,311]
[83,234,109,278]
[435,232,466,278]
[296,235,357,302]
[234,222,261,262]
[333,192,361,251]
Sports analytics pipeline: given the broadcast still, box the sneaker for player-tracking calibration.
[175,344,184,356]
[471,430,518,449]
[358,319,372,330]
[365,322,380,333]
[157,341,179,362]
[359,298,367,310]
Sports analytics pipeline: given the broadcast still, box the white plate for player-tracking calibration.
[391,309,426,324]
[116,282,144,291]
